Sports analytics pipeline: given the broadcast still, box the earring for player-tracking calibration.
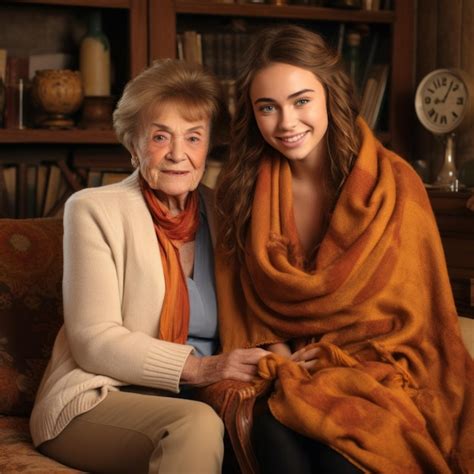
[131,155,139,168]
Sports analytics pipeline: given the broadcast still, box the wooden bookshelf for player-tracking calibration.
[174,2,395,23]
[6,0,130,9]
[150,0,415,160]
[0,0,146,217]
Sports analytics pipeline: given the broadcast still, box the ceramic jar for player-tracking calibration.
[32,69,83,129]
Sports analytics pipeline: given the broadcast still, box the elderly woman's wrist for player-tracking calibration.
[181,353,203,385]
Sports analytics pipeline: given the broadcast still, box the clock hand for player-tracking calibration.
[440,80,453,103]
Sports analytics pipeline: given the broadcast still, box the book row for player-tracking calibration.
[0,159,223,219]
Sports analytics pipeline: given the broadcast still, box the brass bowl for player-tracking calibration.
[32,69,83,129]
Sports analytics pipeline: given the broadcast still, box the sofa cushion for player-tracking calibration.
[0,416,81,473]
[0,219,63,416]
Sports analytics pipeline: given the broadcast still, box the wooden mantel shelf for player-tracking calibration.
[0,129,119,144]
[175,1,395,23]
[5,0,130,9]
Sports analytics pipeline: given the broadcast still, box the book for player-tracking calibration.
[42,164,61,216]
[202,33,217,75]
[215,33,225,78]
[4,56,29,129]
[176,34,184,60]
[222,33,234,78]
[345,31,362,93]
[336,23,346,55]
[101,171,129,186]
[2,165,17,217]
[370,64,389,129]
[26,165,36,218]
[362,0,380,9]
[361,31,379,90]
[35,164,48,216]
[0,165,10,217]
[183,31,202,64]
[0,49,6,83]
[87,170,103,188]
[360,64,389,129]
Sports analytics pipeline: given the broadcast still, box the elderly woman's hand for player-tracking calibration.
[181,348,270,387]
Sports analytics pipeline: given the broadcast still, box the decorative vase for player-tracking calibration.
[80,95,114,130]
[435,133,458,191]
[80,10,111,97]
[32,69,83,129]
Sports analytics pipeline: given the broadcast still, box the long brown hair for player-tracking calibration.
[216,25,361,260]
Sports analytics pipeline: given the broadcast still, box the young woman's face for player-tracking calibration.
[250,62,328,165]
[137,102,210,200]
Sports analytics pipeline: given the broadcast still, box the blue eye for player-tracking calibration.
[259,104,275,113]
[295,98,310,106]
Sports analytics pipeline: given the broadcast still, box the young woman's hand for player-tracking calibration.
[181,348,270,387]
[290,345,321,372]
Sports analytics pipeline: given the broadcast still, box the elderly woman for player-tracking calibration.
[30,59,268,473]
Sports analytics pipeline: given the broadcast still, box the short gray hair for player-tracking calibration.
[113,59,229,155]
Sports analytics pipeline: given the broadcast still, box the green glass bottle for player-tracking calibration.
[79,10,111,97]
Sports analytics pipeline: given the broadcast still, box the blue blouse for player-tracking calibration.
[185,192,218,356]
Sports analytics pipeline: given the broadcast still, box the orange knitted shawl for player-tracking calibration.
[215,120,474,473]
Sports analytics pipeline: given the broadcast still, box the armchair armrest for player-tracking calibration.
[197,379,272,474]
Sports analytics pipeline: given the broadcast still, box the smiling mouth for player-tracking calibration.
[161,170,190,175]
[277,131,308,143]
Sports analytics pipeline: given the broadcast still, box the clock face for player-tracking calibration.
[415,69,469,134]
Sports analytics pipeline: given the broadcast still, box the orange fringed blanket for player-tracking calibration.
[215,120,474,473]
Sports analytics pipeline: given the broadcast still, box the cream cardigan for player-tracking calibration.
[30,170,216,447]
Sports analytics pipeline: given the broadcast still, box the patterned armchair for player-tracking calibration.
[1,217,473,474]
[0,217,262,474]
[0,218,81,472]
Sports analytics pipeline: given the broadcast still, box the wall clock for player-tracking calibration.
[415,68,472,189]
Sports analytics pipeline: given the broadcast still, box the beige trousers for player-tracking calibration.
[39,390,224,474]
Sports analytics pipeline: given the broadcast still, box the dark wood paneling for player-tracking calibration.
[415,0,438,176]
[459,0,474,166]
[129,0,148,77]
[437,0,462,68]
[416,0,474,178]
[149,0,175,60]
[390,0,416,160]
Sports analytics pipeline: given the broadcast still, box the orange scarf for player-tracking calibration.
[216,119,473,473]
[140,175,199,344]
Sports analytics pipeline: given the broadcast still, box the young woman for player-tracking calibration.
[216,25,473,474]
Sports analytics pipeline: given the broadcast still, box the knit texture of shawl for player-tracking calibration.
[215,119,474,473]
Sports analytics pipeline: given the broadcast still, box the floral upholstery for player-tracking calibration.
[0,218,63,416]
[0,417,82,473]
[0,218,78,473]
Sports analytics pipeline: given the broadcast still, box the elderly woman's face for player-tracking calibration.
[137,102,211,201]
